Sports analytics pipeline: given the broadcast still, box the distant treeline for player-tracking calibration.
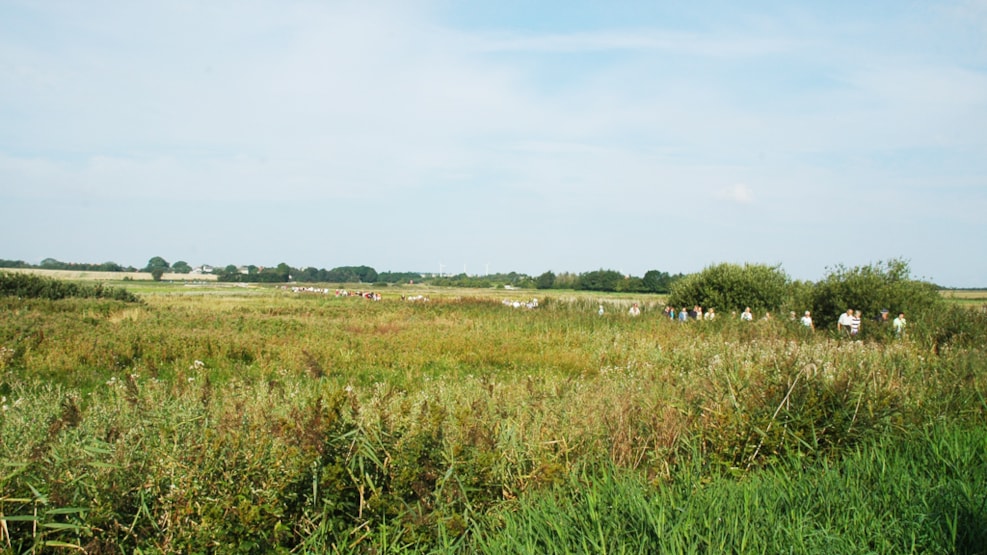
[1,257,684,293]
[0,258,139,272]
[219,265,682,293]
[426,269,684,293]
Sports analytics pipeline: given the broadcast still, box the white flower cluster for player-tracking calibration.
[1,395,22,412]
[0,346,14,369]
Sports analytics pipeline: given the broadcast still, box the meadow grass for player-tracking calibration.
[0,283,984,552]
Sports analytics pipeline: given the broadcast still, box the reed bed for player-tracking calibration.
[1,286,985,552]
[477,425,987,554]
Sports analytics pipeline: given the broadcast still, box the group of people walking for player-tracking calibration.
[837,307,907,337]
[657,305,717,321]
[620,302,908,337]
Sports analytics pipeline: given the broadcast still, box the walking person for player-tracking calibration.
[741,307,753,322]
[850,310,862,337]
[838,308,854,336]
[801,310,814,330]
[893,312,907,337]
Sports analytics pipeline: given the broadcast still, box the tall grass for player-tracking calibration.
[476,425,987,554]
[1,285,985,551]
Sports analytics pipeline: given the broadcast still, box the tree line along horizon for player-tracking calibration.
[2,256,687,292]
[0,255,961,294]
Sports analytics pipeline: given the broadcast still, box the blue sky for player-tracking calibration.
[2,1,986,286]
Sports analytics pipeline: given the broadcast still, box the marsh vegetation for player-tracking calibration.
[1,274,985,553]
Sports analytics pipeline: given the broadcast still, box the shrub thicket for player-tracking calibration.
[666,262,790,312]
[808,259,942,330]
[0,271,141,303]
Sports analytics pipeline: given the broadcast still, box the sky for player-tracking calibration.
[2,1,986,286]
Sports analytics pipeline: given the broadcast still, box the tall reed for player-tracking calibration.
[1,286,984,551]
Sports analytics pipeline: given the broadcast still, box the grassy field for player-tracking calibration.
[1,279,985,553]
[941,289,987,311]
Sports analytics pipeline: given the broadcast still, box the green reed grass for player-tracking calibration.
[1,285,985,551]
[476,425,987,554]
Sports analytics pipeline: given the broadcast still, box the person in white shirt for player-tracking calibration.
[801,311,814,330]
[893,313,906,337]
[838,308,854,334]
[741,307,754,321]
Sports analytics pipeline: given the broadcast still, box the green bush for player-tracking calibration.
[0,271,141,303]
[808,259,941,333]
[667,262,790,313]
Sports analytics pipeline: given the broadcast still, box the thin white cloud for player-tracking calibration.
[478,29,797,58]
[715,184,754,205]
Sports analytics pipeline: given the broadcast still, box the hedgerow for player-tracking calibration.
[0,271,141,303]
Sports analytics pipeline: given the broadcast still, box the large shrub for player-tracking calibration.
[808,259,942,332]
[666,263,789,312]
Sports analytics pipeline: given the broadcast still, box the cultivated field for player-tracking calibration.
[941,288,987,311]
[3,267,218,282]
[1,279,985,553]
